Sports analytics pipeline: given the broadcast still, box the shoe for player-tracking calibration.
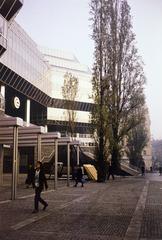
[43,203,48,211]
[32,209,38,213]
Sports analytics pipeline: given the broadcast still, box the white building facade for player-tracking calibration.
[39,47,94,145]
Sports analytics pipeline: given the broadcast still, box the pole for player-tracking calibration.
[67,143,70,187]
[11,126,18,200]
[37,134,41,162]
[77,145,80,165]
[0,144,4,186]
[54,139,58,190]
[25,99,30,126]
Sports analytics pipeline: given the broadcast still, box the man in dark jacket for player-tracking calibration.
[74,165,84,187]
[32,161,48,213]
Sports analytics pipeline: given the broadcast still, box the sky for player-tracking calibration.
[15,0,162,140]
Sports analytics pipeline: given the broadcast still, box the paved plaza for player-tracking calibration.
[0,173,162,239]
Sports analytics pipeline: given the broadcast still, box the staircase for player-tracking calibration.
[41,145,55,163]
[81,147,140,176]
[120,162,140,176]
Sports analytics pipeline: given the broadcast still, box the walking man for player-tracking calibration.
[32,161,48,213]
[74,165,84,187]
[107,163,115,180]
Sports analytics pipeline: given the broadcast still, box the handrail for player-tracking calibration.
[41,149,55,163]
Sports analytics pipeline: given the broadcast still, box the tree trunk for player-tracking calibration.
[111,146,120,175]
[97,127,106,182]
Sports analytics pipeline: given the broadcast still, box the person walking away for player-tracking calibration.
[159,166,162,176]
[107,163,115,180]
[32,161,48,213]
[74,165,84,187]
[141,165,145,176]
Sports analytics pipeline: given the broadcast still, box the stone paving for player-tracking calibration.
[0,174,162,239]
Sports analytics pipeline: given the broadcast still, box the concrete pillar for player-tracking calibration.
[0,85,5,98]
[77,145,80,165]
[67,143,70,187]
[0,85,5,115]
[11,126,18,200]
[0,144,4,186]
[44,125,48,133]
[54,139,58,190]
[25,99,30,126]
[17,150,20,185]
[37,134,41,162]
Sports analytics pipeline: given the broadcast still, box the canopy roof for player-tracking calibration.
[0,114,80,146]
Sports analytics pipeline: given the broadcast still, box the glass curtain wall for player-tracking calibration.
[0,21,52,96]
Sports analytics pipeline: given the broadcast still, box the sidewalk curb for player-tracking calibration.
[124,180,149,240]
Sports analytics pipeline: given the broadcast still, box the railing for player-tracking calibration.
[41,148,55,163]
[129,163,141,172]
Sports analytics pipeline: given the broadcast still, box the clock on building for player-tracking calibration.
[13,96,20,109]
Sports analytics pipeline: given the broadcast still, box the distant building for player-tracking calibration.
[152,140,162,169]
[142,108,152,170]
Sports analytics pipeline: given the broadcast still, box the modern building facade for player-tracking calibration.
[1,19,93,136]
[39,47,94,144]
[0,0,23,56]
[0,10,94,175]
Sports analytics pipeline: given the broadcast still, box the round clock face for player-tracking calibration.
[13,96,20,109]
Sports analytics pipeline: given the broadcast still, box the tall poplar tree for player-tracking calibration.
[90,0,146,180]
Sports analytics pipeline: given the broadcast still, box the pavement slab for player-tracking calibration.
[1,174,162,239]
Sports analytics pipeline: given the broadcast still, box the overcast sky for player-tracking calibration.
[16,0,162,140]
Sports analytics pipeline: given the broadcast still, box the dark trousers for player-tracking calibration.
[74,178,84,187]
[34,187,47,210]
[107,173,115,180]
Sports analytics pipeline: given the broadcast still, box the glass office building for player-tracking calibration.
[0,20,53,125]
[0,21,52,96]
[0,20,93,137]
[0,0,23,56]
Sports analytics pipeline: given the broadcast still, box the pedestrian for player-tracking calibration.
[107,163,115,180]
[159,166,162,176]
[32,161,48,213]
[25,164,34,188]
[141,165,145,176]
[74,165,84,187]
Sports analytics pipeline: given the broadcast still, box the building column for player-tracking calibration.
[0,85,5,115]
[44,125,48,133]
[37,134,41,162]
[54,139,58,190]
[77,145,80,165]
[25,99,30,126]
[0,144,4,186]
[67,143,70,187]
[11,126,18,200]
[0,85,5,98]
